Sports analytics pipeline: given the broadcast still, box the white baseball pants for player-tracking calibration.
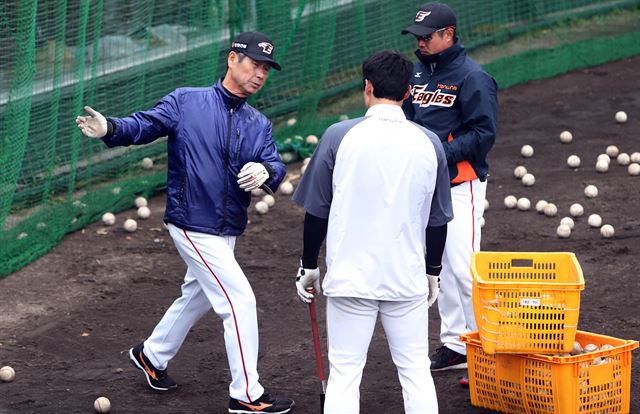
[324,296,438,414]
[142,223,264,402]
[437,179,487,355]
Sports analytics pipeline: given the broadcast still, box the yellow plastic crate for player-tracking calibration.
[472,252,585,354]
[461,330,639,414]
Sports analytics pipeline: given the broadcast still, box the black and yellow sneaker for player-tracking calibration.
[129,343,177,391]
[430,346,468,371]
[228,392,295,413]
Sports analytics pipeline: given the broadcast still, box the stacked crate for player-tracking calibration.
[461,252,638,414]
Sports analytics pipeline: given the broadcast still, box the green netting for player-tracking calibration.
[1,0,639,276]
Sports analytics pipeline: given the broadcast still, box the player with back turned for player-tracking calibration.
[293,50,453,414]
[401,2,499,385]
[76,32,295,414]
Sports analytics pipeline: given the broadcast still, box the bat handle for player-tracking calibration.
[308,289,326,382]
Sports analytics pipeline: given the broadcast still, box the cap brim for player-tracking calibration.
[401,24,437,36]
[245,52,282,71]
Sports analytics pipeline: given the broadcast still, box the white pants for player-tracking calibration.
[437,179,487,355]
[143,223,264,402]
[324,296,438,414]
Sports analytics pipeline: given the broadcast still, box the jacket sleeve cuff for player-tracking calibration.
[105,118,116,138]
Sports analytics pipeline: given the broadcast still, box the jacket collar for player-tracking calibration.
[414,39,465,68]
[365,104,406,120]
[215,78,246,111]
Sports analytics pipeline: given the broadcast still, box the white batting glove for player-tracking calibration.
[237,162,269,192]
[296,265,321,304]
[75,106,108,138]
[427,274,440,307]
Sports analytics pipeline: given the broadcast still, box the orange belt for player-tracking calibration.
[447,132,478,184]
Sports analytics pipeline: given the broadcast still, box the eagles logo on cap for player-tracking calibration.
[415,11,431,22]
[258,42,273,55]
[229,32,281,71]
[401,2,457,37]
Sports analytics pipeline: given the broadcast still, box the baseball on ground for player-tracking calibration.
[280,152,295,163]
[306,134,318,145]
[513,165,527,178]
[606,145,619,157]
[94,396,111,413]
[600,224,615,238]
[559,130,573,144]
[137,206,151,219]
[560,216,575,229]
[251,188,264,197]
[567,155,581,168]
[262,194,275,207]
[123,218,137,232]
[134,196,148,208]
[286,117,297,126]
[535,200,548,213]
[617,152,630,166]
[596,159,609,173]
[631,152,640,163]
[556,224,571,238]
[629,163,640,176]
[569,203,584,217]
[543,203,558,217]
[279,181,294,195]
[255,201,269,215]
[597,153,611,164]
[588,214,602,228]
[520,144,534,158]
[521,173,535,186]
[516,197,531,211]
[615,111,628,123]
[504,195,517,209]
[0,366,15,382]
[480,216,485,228]
[584,185,598,198]
[484,199,490,211]
[101,212,116,226]
[141,157,154,169]
[300,163,308,175]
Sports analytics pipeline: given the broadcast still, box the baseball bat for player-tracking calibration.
[260,183,274,196]
[307,289,326,413]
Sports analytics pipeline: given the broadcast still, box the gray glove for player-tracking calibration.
[295,264,321,304]
[427,274,440,307]
[75,106,108,138]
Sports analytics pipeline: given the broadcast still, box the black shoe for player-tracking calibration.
[129,343,177,391]
[228,392,295,413]
[430,346,468,371]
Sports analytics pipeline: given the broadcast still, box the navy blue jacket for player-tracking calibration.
[102,79,286,236]
[403,41,498,183]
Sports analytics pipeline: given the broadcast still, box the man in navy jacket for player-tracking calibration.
[401,3,498,387]
[76,31,294,413]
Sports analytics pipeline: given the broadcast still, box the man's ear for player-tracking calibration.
[228,51,238,67]
[403,85,411,101]
[364,79,374,96]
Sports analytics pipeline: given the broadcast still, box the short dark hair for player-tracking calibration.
[362,50,413,101]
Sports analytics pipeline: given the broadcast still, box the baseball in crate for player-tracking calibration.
[461,330,638,414]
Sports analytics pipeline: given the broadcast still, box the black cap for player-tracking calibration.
[229,31,282,71]
[401,2,456,37]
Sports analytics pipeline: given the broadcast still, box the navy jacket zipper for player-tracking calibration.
[222,108,233,232]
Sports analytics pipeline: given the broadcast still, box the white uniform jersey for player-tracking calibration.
[293,104,452,300]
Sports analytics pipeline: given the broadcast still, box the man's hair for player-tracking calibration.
[226,51,248,69]
[362,50,413,101]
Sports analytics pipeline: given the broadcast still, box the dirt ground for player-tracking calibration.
[1,56,639,414]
